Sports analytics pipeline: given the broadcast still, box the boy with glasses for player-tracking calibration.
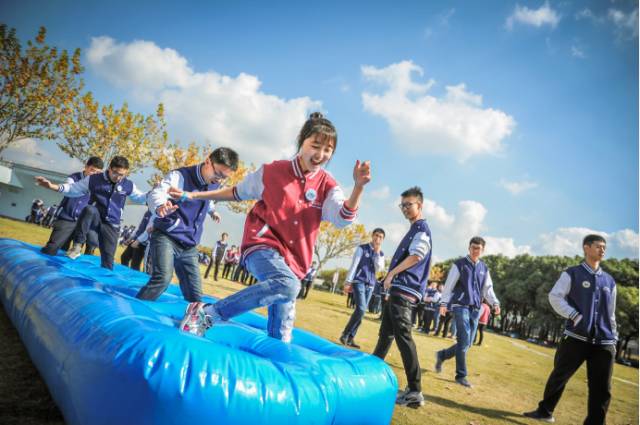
[524,235,617,424]
[372,187,432,408]
[136,148,238,303]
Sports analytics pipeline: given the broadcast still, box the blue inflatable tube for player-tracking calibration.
[0,239,397,425]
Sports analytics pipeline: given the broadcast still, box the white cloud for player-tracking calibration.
[2,138,82,171]
[484,237,532,257]
[499,178,538,195]
[608,8,639,39]
[87,37,321,163]
[506,2,561,30]
[361,60,516,162]
[383,221,410,248]
[575,7,638,41]
[571,45,586,58]
[369,185,391,200]
[537,227,639,258]
[423,199,455,227]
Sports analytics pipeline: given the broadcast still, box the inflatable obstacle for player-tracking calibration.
[0,239,397,425]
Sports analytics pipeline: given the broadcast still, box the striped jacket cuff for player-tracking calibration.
[339,203,357,220]
[232,186,241,202]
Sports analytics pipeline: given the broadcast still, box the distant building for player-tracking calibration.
[0,159,70,221]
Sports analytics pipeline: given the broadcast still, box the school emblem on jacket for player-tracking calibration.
[117,185,122,192]
[582,281,591,289]
[305,189,317,202]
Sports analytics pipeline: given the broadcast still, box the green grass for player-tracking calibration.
[1,217,638,425]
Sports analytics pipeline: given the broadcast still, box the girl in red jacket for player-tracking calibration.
[165,113,371,342]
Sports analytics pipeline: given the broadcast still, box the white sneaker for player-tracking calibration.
[396,390,425,408]
[179,302,212,336]
[67,243,82,260]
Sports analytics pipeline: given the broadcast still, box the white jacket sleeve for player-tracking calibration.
[440,264,460,306]
[321,186,357,228]
[548,272,581,321]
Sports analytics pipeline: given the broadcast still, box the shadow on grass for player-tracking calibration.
[0,306,64,425]
[425,393,529,425]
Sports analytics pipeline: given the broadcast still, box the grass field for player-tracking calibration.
[0,217,638,425]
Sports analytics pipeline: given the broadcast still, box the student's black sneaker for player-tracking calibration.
[396,390,424,408]
[339,335,348,345]
[523,410,555,423]
[455,377,473,388]
[434,351,444,373]
[67,243,82,260]
[346,339,361,349]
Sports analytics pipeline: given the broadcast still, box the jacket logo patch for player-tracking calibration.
[582,281,591,289]
[305,189,317,202]
[365,253,370,258]
[117,185,122,192]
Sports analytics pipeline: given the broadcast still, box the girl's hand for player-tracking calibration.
[167,186,186,200]
[353,160,371,188]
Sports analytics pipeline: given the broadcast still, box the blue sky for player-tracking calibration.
[3,0,638,262]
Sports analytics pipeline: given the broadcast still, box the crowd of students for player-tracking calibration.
[31,112,618,424]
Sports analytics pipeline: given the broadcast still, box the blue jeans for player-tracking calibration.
[212,249,300,342]
[136,231,202,302]
[341,281,373,340]
[440,305,481,379]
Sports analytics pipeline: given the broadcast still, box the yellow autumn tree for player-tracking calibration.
[57,92,168,172]
[313,222,369,272]
[0,25,83,154]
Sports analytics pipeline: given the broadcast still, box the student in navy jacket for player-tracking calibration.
[340,228,385,348]
[373,187,432,408]
[435,236,500,388]
[135,148,238,303]
[36,156,147,270]
[524,235,617,425]
[40,156,104,255]
[204,232,229,281]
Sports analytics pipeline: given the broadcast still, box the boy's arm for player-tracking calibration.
[439,265,460,314]
[35,175,90,198]
[548,272,582,325]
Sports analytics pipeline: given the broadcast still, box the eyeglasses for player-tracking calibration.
[211,162,231,183]
[399,202,418,210]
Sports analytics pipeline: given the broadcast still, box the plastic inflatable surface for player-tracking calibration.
[0,238,397,425]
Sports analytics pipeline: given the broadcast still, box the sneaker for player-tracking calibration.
[523,410,555,423]
[339,335,348,345]
[179,302,212,336]
[455,377,473,388]
[67,243,82,260]
[396,390,425,408]
[346,339,361,349]
[395,387,410,403]
[434,351,443,373]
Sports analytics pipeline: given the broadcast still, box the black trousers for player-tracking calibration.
[474,324,485,345]
[537,336,615,425]
[204,255,224,280]
[222,262,235,280]
[373,294,421,392]
[422,309,437,333]
[297,279,313,299]
[437,312,453,337]
[41,219,77,255]
[120,244,146,271]
[74,205,119,270]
